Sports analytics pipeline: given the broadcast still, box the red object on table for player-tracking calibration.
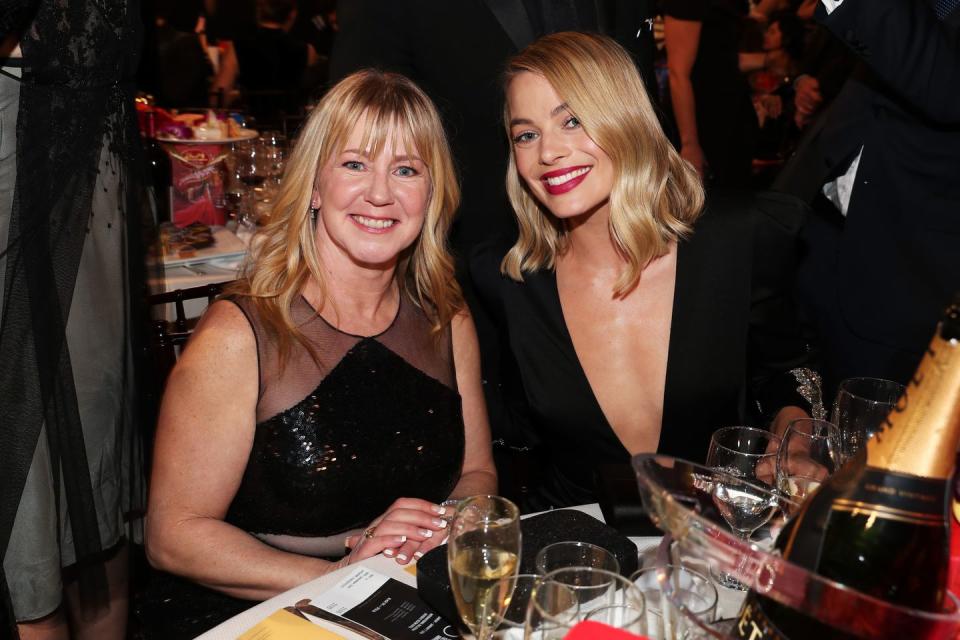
[563,620,651,640]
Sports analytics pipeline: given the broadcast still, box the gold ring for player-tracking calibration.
[363,526,376,540]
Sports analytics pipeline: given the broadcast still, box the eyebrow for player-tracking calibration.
[509,102,571,127]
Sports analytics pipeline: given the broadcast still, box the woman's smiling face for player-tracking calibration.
[507,71,614,223]
[313,116,430,270]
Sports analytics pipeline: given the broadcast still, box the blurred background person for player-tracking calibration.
[775,0,960,396]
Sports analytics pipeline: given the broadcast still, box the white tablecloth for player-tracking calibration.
[196,503,743,639]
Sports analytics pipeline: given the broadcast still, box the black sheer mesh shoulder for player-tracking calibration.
[223,294,464,537]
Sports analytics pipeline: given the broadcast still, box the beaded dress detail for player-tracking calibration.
[226,293,465,536]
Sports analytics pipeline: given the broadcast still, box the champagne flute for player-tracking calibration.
[832,377,905,461]
[706,426,781,589]
[776,418,841,513]
[448,495,522,640]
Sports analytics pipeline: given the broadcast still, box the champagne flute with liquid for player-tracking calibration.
[448,495,522,640]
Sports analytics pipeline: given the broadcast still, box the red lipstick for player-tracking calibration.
[540,165,592,195]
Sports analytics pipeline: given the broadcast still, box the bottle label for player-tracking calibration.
[732,593,789,640]
[831,468,946,526]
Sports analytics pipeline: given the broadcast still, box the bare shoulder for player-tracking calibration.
[166,299,258,391]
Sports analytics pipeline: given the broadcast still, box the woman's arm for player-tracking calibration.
[664,16,705,178]
[146,301,402,600]
[448,309,498,499]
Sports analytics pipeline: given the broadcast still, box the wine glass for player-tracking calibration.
[487,574,539,639]
[448,495,522,640]
[631,564,718,640]
[706,426,781,589]
[776,418,841,513]
[525,569,645,639]
[832,377,904,461]
[234,141,268,192]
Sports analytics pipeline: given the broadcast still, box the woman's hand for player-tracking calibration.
[343,497,450,565]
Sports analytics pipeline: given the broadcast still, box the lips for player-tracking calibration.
[540,165,592,195]
[349,214,397,232]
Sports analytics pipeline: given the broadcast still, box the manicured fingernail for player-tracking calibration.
[413,551,424,559]
[384,548,395,556]
[433,518,448,528]
[441,535,449,545]
[399,535,407,543]
[397,553,408,562]
[420,529,434,538]
[432,504,446,515]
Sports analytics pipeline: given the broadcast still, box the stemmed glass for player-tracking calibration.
[832,377,904,461]
[448,495,522,640]
[706,426,781,589]
[776,418,841,514]
[524,569,645,639]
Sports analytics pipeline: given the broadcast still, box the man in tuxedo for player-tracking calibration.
[775,0,960,394]
[329,2,658,481]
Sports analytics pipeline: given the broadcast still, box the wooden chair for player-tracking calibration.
[146,281,233,388]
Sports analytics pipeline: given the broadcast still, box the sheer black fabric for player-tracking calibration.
[225,294,464,536]
[137,294,465,638]
[0,0,145,629]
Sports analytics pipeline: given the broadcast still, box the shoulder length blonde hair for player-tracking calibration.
[231,69,462,363]
[502,32,704,297]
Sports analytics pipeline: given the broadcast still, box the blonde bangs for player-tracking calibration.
[501,32,704,295]
[230,70,462,367]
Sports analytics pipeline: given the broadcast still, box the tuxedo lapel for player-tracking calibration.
[481,0,536,51]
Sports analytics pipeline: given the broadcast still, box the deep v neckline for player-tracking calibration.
[544,243,686,452]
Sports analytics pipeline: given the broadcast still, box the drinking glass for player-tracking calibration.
[583,604,646,634]
[776,418,841,513]
[534,541,619,576]
[523,579,581,640]
[832,377,904,460]
[706,426,781,589]
[539,568,646,625]
[631,564,718,640]
[448,495,522,640]
[681,618,737,639]
[234,141,269,192]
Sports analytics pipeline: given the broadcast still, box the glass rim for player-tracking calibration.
[534,540,620,573]
[453,494,520,523]
[634,453,960,631]
[783,418,841,439]
[709,425,781,458]
[583,602,646,627]
[836,376,905,404]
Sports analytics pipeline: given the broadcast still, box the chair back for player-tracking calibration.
[146,281,233,388]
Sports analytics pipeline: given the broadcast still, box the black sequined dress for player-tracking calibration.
[138,293,465,638]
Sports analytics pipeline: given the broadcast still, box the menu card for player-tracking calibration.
[242,567,458,640]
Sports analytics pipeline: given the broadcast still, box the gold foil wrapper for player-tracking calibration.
[867,332,960,479]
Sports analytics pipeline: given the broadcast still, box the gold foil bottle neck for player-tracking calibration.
[866,330,960,479]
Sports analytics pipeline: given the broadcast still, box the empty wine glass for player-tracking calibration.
[832,377,904,461]
[776,418,841,513]
[448,495,522,640]
[631,564,718,640]
[706,426,781,589]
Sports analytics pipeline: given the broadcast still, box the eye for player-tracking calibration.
[394,165,419,177]
[562,115,581,129]
[512,130,538,145]
[342,160,364,170]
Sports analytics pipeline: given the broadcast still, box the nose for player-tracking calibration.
[538,130,569,166]
[364,167,394,206]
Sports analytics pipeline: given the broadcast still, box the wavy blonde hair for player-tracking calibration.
[230,70,462,364]
[502,32,704,297]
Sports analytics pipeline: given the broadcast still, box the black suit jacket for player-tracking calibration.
[330,0,657,255]
[775,0,960,386]
[470,192,815,509]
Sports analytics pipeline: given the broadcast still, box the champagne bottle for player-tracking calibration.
[735,295,960,639]
[144,109,171,223]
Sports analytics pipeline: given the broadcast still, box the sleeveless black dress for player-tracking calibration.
[138,293,465,638]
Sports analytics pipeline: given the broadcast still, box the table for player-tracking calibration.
[198,504,745,639]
